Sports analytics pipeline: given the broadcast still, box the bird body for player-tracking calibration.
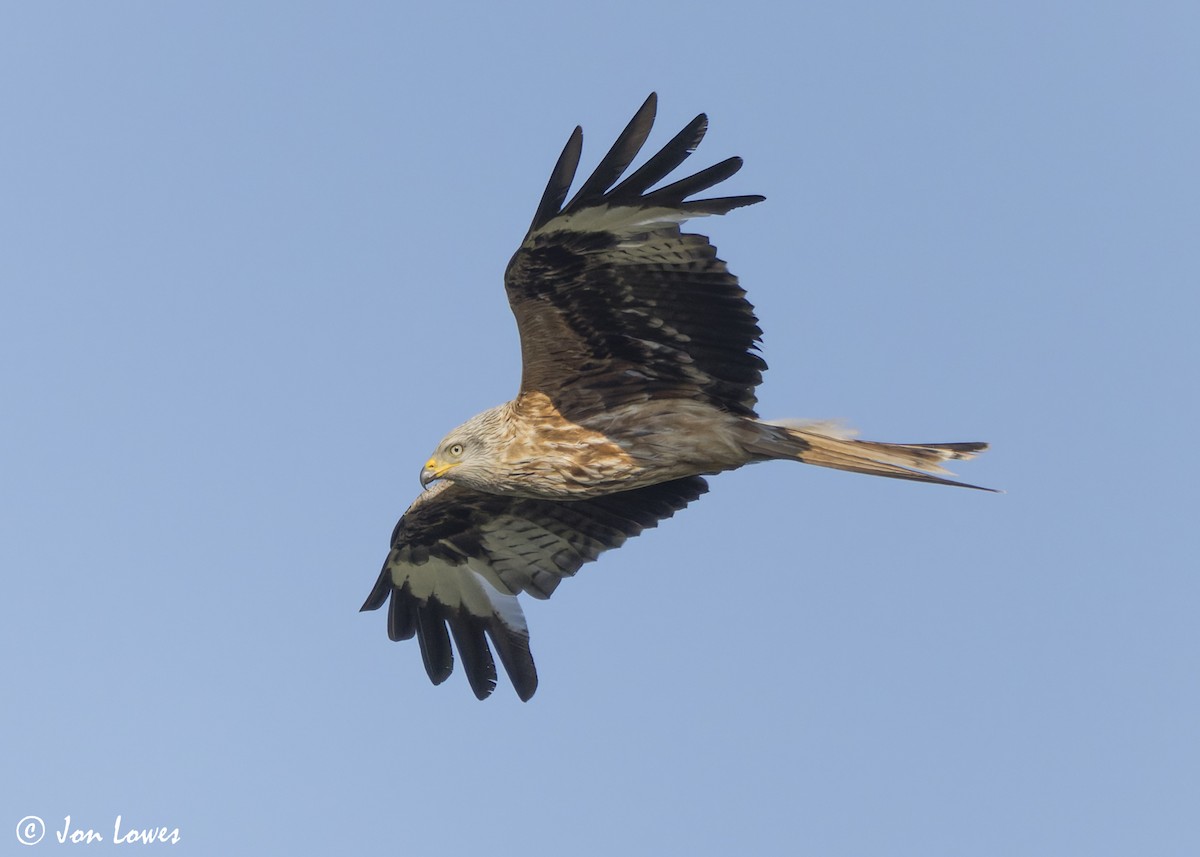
[424,392,751,499]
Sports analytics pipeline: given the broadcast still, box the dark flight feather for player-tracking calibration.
[608,112,708,200]
[563,93,658,213]
[528,127,583,234]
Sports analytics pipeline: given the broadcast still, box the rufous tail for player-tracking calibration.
[747,420,996,491]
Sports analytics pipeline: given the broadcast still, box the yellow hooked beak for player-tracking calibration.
[420,457,457,489]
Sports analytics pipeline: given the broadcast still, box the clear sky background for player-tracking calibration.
[3,2,1198,855]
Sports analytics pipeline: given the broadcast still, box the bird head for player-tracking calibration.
[420,407,506,489]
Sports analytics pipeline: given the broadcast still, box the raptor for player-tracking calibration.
[361,94,991,700]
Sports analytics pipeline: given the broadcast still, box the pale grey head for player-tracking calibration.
[419,405,510,490]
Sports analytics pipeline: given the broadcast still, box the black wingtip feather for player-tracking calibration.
[386,587,417,641]
[563,92,657,214]
[608,112,708,201]
[642,156,745,208]
[415,608,454,685]
[487,628,538,702]
[529,125,584,233]
[448,617,499,700]
[360,564,391,612]
[680,194,766,216]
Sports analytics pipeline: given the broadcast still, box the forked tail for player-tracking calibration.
[746,420,996,491]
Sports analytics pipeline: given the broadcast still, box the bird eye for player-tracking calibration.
[448,443,464,457]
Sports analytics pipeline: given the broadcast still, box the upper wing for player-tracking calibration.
[360,475,708,701]
[504,93,767,420]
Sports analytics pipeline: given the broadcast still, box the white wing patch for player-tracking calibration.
[528,204,702,241]
[389,555,530,635]
[466,565,528,634]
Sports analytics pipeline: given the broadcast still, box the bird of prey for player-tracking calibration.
[361,93,991,701]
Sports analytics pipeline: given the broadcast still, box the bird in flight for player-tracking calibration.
[361,94,991,701]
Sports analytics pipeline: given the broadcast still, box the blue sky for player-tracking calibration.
[3,2,1198,854]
